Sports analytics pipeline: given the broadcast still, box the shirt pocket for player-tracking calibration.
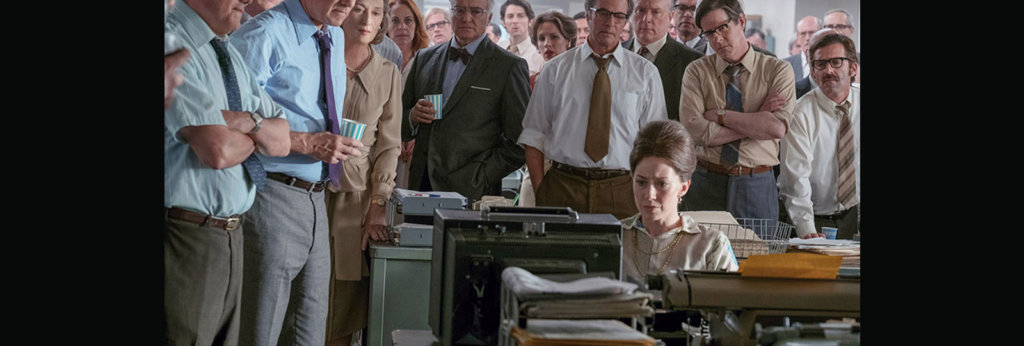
[612,91,641,123]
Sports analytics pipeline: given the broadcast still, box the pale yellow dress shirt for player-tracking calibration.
[620,213,739,284]
[679,44,796,167]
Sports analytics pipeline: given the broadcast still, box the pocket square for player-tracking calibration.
[470,85,492,91]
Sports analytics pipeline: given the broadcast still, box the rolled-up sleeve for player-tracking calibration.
[678,62,721,146]
[779,109,817,237]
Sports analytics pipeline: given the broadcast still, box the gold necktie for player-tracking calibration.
[508,43,519,55]
[835,104,857,208]
[585,53,612,162]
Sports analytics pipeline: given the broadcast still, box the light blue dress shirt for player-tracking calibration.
[442,34,487,104]
[164,1,286,217]
[230,0,347,183]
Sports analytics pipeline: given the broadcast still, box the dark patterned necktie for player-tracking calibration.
[585,53,612,163]
[314,30,342,187]
[448,46,471,64]
[210,38,266,191]
[721,64,743,165]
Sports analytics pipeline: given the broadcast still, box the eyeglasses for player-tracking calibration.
[451,6,487,18]
[824,24,852,30]
[672,4,697,14]
[811,57,853,70]
[392,17,415,28]
[698,20,732,39]
[589,7,628,22]
[425,20,449,30]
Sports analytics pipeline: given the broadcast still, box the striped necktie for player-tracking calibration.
[210,38,267,191]
[835,103,857,208]
[720,64,743,165]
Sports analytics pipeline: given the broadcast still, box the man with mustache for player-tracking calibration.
[678,0,794,222]
[229,0,364,344]
[779,30,860,240]
[520,0,667,219]
[623,0,703,121]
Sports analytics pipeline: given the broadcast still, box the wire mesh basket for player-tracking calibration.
[697,218,793,259]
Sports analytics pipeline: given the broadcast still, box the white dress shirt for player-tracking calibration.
[631,34,667,62]
[518,40,667,170]
[779,86,861,236]
[501,36,545,75]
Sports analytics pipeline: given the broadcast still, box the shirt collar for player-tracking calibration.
[633,34,668,58]
[622,213,701,238]
[577,39,624,68]
[811,85,855,118]
[170,0,219,48]
[714,42,755,74]
[285,0,328,46]
[511,37,535,54]
[449,33,488,55]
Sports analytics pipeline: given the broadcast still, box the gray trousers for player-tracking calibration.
[240,179,331,346]
[164,218,243,346]
[684,166,780,222]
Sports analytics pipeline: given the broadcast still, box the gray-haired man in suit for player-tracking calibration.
[402,0,530,201]
[625,0,704,121]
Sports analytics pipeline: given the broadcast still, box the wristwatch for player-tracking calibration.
[716,109,726,126]
[249,111,263,133]
[372,198,387,207]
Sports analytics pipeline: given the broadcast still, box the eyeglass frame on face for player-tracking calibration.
[589,7,628,23]
[425,20,449,30]
[672,4,696,14]
[823,24,852,30]
[811,57,853,70]
[451,6,487,18]
[698,19,733,40]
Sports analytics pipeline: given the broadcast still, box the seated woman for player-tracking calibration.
[621,120,739,284]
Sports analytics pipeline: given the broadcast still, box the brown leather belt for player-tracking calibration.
[697,159,773,176]
[267,172,328,192]
[553,162,630,180]
[165,207,241,231]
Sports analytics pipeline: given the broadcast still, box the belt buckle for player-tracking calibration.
[224,217,240,231]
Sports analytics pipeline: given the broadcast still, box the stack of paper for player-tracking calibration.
[502,267,654,319]
[787,238,860,267]
[510,319,656,346]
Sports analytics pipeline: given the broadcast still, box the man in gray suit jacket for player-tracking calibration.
[402,0,530,201]
[625,0,704,121]
[784,16,821,82]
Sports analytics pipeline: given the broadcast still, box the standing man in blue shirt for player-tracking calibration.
[164,0,291,344]
[230,0,363,345]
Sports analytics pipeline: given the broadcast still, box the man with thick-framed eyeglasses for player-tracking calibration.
[401,0,530,202]
[678,0,795,223]
[823,8,860,84]
[624,0,703,121]
[519,0,668,219]
[672,0,712,55]
[779,30,860,240]
[424,7,453,45]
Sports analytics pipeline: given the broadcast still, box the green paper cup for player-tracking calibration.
[424,94,443,120]
[340,119,367,141]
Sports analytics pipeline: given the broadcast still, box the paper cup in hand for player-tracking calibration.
[340,119,367,141]
[424,94,443,120]
[821,227,838,240]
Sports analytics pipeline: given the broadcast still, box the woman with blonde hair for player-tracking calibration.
[325,0,403,343]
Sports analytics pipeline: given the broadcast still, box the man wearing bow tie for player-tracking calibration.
[402,0,530,201]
